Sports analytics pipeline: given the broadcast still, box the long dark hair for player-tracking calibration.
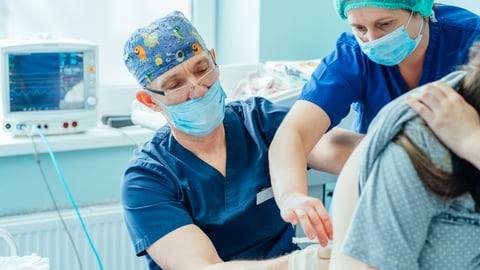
[395,42,480,212]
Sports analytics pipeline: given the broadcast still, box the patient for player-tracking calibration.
[328,42,480,269]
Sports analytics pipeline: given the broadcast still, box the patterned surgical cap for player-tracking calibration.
[123,11,208,87]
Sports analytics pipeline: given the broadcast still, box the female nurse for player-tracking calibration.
[268,0,480,246]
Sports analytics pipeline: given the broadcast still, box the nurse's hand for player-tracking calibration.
[280,193,332,246]
[406,81,480,168]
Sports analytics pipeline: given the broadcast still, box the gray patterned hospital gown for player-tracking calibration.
[342,71,480,270]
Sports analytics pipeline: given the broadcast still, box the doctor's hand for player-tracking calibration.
[288,244,331,270]
[406,81,480,166]
[280,193,332,246]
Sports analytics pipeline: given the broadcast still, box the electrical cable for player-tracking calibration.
[97,125,143,148]
[30,135,84,270]
[31,126,104,270]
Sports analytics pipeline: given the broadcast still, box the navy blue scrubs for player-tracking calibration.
[121,97,298,270]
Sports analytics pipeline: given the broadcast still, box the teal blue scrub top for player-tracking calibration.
[121,97,298,270]
[301,4,480,133]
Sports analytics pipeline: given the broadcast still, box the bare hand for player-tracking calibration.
[406,80,480,160]
[280,193,332,246]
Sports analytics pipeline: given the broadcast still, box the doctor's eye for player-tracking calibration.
[163,79,185,91]
[194,62,212,76]
[196,66,209,76]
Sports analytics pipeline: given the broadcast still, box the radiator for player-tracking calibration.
[0,203,147,270]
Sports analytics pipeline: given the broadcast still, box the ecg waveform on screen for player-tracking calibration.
[9,71,64,98]
[10,88,60,97]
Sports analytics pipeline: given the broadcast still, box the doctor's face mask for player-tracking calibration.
[355,11,424,66]
[153,79,226,137]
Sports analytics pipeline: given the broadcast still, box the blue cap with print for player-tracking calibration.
[123,11,208,87]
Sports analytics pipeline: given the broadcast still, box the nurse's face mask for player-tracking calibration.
[355,11,424,66]
[146,52,226,136]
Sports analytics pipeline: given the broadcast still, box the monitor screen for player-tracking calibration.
[8,51,85,112]
[0,39,98,135]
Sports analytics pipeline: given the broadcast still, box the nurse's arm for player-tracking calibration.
[307,127,364,175]
[327,139,376,270]
[269,100,332,245]
[146,224,289,270]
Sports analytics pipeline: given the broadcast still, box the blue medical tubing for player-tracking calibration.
[33,126,104,270]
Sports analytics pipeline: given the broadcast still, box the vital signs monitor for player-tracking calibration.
[0,38,98,135]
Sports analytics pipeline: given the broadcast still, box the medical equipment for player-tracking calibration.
[0,38,98,136]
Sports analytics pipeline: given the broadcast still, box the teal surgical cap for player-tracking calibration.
[334,0,434,19]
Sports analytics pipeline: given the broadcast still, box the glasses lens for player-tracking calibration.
[146,53,218,105]
[158,64,218,105]
[197,65,218,87]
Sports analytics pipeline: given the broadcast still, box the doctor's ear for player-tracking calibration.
[210,48,216,61]
[136,91,162,112]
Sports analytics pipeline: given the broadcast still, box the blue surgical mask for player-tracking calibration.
[160,80,226,136]
[355,12,424,66]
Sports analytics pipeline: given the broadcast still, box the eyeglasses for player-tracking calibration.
[144,57,219,105]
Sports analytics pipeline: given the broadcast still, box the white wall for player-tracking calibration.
[192,0,216,56]
[216,0,260,65]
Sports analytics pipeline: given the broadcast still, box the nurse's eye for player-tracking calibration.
[352,25,367,34]
[377,21,393,30]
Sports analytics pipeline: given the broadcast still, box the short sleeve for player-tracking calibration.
[300,33,365,129]
[228,97,288,144]
[122,158,193,256]
[341,142,443,269]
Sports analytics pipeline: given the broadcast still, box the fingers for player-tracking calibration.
[406,81,450,123]
[405,95,434,121]
[294,209,316,241]
[407,84,440,110]
[281,208,299,225]
[315,204,333,240]
[408,80,459,110]
[281,194,333,247]
[294,206,332,247]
